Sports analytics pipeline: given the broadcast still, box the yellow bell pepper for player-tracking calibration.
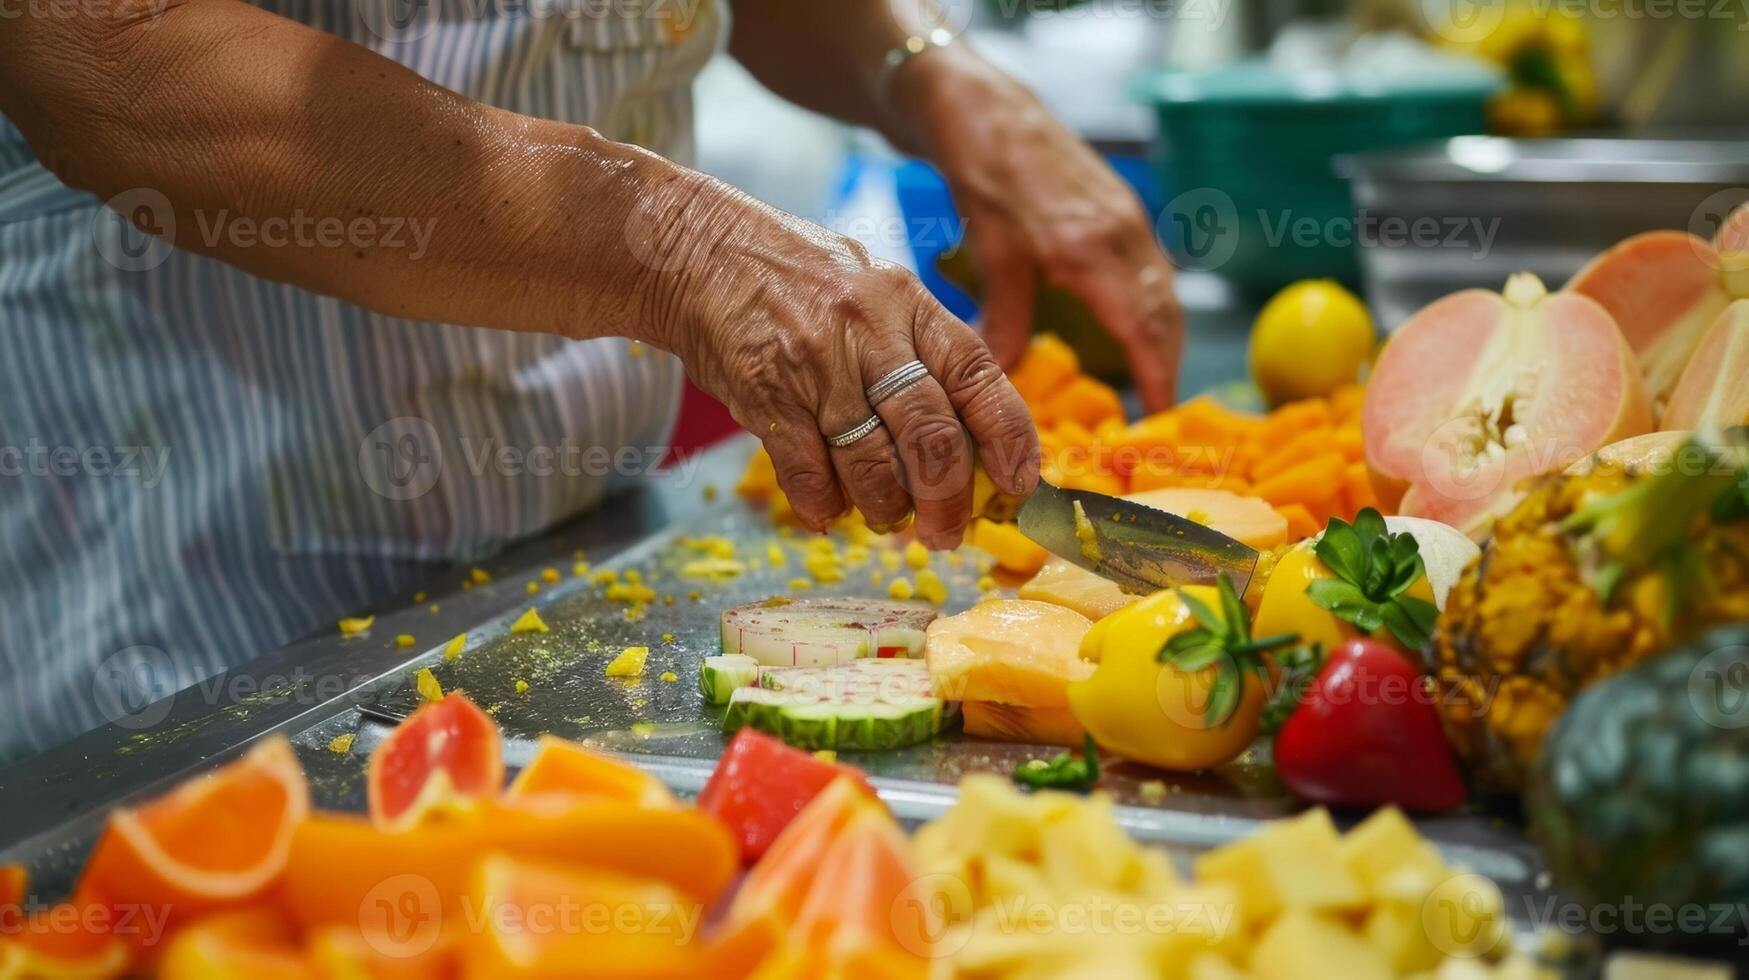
[1067,584,1276,773]
[1252,533,1439,653]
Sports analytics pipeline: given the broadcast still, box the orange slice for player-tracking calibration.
[504,737,675,809]
[78,738,309,925]
[0,903,130,980]
[156,908,308,980]
[460,854,705,979]
[367,692,504,832]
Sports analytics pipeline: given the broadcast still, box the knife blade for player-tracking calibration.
[1015,480,1260,596]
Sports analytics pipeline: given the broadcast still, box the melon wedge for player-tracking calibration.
[1565,430,1691,476]
[1568,205,1749,410]
[1363,273,1652,540]
[1663,299,1749,431]
[962,701,1088,748]
[924,600,1093,707]
[1017,488,1287,620]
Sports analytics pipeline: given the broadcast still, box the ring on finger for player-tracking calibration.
[865,360,931,408]
[826,414,884,448]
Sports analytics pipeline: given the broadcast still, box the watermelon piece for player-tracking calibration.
[696,729,875,865]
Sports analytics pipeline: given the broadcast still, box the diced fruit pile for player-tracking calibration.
[0,704,1545,980]
[914,775,1545,979]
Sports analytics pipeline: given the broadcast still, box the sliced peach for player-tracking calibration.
[1568,205,1749,409]
[1663,299,1749,431]
[1363,273,1651,540]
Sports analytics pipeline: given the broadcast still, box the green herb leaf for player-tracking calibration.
[1012,734,1099,792]
[1312,516,1363,583]
[1217,574,1251,641]
[1304,577,1370,617]
[1178,588,1226,638]
[1261,642,1324,734]
[1379,595,1439,650]
[1204,663,1241,727]
[1167,642,1227,673]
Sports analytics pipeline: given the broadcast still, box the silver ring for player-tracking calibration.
[866,360,930,407]
[826,415,884,449]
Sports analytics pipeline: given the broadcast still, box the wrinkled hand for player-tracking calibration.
[899,51,1186,412]
[643,175,1040,549]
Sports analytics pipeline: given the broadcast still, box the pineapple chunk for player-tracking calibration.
[1151,881,1250,971]
[980,852,1054,906]
[1421,872,1510,961]
[1187,953,1253,980]
[1249,909,1393,980]
[1038,793,1135,894]
[1340,806,1451,903]
[1195,810,1364,921]
[947,774,1045,858]
[1362,901,1444,974]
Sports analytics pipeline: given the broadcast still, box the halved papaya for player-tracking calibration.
[961,701,1087,748]
[1662,299,1749,431]
[1568,205,1749,407]
[923,599,1094,707]
[1363,273,1651,539]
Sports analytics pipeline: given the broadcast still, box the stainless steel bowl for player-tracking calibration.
[1348,136,1749,330]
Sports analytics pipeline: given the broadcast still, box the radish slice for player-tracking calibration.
[720,598,938,668]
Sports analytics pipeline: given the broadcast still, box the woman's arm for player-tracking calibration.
[0,0,1039,545]
[728,0,1187,409]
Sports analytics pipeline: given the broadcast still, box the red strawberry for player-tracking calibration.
[1272,639,1467,812]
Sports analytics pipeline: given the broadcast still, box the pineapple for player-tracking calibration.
[1431,434,1749,791]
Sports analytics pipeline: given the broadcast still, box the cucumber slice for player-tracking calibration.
[723,687,956,752]
[698,654,761,705]
[720,597,937,667]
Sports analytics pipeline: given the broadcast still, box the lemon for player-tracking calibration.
[1249,279,1376,406]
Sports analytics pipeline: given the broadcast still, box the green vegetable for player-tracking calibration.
[1157,573,1299,726]
[1304,508,1438,650]
[1012,735,1100,793]
[698,654,760,705]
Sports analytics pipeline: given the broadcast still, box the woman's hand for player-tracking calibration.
[636,173,1041,549]
[896,49,1186,412]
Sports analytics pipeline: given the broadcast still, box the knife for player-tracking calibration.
[1014,480,1260,596]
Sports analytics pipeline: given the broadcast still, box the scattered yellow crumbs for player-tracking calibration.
[623,606,647,623]
[627,340,646,357]
[428,604,440,614]
[870,571,884,587]
[888,577,914,601]
[688,590,702,602]
[683,536,736,560]
[679,558,747,580]
[526,582,540,595]
[1072,499,1102,563]
[1185,509,1212,526]
[395,634,415,648]
[338,616,375,638]
[659,671,678,683]
[978,575,998,593]
[915,568,948,605]
[328,733,356,754]
[788,577,812,591]
[540,567,561,584]
[625,569,642,583]
[412,591,427,603]
[803,552,844,583]
[606,581,659,604]
[443,633,467,661]
[514,679,530,695]
[573,561,590,577]
[845,523,878,547]
[591,569,619,587]
[904,540,929,569]
[662,632,675,644]
[461,581,473,590]
[573,549,586,560]
[605,646,648,678]
[843,544,870,565]
[766,542,787,566]
[813,750,837,764]
[880,550,902,572]
[702,484,718,501]
[663,594,675,606]
[510,608,549,634]
[414,667,443,702]
[1137,780,1167,805]
[946,552,963,567]
[805,537,837,556]
[469,567,491,585]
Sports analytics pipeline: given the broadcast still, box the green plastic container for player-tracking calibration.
[1140,61,1502,292]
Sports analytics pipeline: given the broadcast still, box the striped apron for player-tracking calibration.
[0,0,724,761]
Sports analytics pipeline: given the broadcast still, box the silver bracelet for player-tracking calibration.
[879,27,958,100]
